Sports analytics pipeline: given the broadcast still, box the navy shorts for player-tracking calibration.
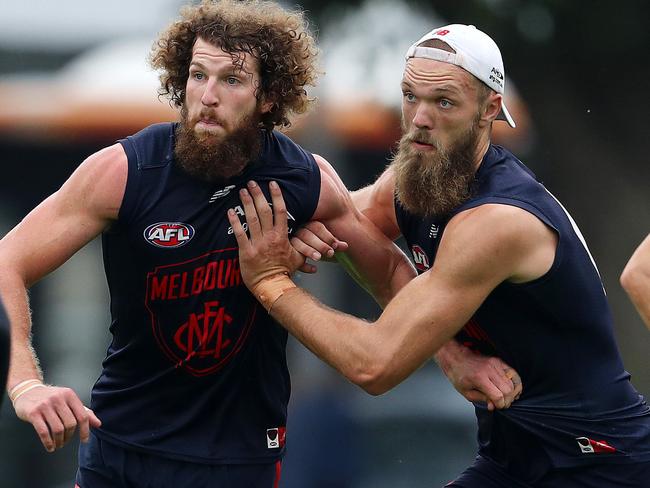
[75,431,282,488]
[445,454,650,488]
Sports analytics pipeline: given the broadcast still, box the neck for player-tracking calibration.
[472,130,492,171]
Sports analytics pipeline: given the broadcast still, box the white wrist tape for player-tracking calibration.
[9,379,45,404]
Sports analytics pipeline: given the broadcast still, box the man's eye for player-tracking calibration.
[403,92,416,102]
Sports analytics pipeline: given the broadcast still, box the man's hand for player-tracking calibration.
[435,341,522,411]
[227,181,304,289]
[12,384,101,452]
[291,221,349,273]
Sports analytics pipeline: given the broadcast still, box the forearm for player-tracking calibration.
[433,338,467,375]
[389,255,418,299]
[434,338,495,401]
[266,272,460,395]
[334,240,416,309]
[269,287,389,393]
[0,274,42,390]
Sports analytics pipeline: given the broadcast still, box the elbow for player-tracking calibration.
[348,357,395,396]
[620,263,643,295]
[360,380,392,397]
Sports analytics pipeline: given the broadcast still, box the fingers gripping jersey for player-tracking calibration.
[93,123,320,463]
[396,145,650,475]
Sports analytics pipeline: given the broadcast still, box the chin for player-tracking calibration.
[195,127,224,141]
[195,124,219,132]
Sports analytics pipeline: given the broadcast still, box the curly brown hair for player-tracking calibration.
[150,0,320,130]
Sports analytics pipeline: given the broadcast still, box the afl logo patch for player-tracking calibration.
[144,222,195,248]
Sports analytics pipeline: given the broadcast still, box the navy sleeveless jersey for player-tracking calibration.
[396,145,650,470]
[92,123,320,464]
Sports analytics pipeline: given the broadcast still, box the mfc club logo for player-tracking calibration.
[145,248,257,376]
[144,222,195,248]
[411,244,430,272]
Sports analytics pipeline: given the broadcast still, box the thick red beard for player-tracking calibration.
[174,107,262,183]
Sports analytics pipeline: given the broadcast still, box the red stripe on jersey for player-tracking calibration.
[273,460,282,488]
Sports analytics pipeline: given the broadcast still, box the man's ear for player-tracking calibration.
[478,92,502,128]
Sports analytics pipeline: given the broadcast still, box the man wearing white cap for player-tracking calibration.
[0,7,523,485]
[230,24,650,486]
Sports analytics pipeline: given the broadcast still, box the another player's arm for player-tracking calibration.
[309,155,415,308]
[621,233,650,329]
[298,167,401,263]
[231,184,556,395]
[296,165,523,407]
[0,143,127,451]
[350,167,402,241]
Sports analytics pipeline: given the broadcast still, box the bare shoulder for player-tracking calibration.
[354,167,400,239]
[61,143,128,221]
[450,203,549,235]
[0,144,128,283]
[451,203,555,244]
[311,156,400,239]
[365,167,397,210]
[439,203,557,284]
[312,153,336,177]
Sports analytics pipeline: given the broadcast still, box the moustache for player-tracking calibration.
[402,130,440,149]
[191,110,225,126]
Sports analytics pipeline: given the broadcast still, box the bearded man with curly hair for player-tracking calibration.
[0,2,523,486]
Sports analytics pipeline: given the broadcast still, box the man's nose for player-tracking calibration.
[201,80,219,106]
[412,104,434,130]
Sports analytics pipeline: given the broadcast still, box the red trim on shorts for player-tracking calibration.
[273,460,282,488]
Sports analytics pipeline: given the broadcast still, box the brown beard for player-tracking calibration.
[174,107,262,183]
[391,117,480,218]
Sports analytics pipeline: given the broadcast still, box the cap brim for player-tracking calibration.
[497,100,516,128]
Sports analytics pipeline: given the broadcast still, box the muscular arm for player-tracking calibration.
[0,143,127,450]
[621,233,650,329]
[231,185,556,395]
[311,156,415,307]
[296,164,523,406]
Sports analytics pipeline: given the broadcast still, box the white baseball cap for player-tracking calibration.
[405,24,516,128]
